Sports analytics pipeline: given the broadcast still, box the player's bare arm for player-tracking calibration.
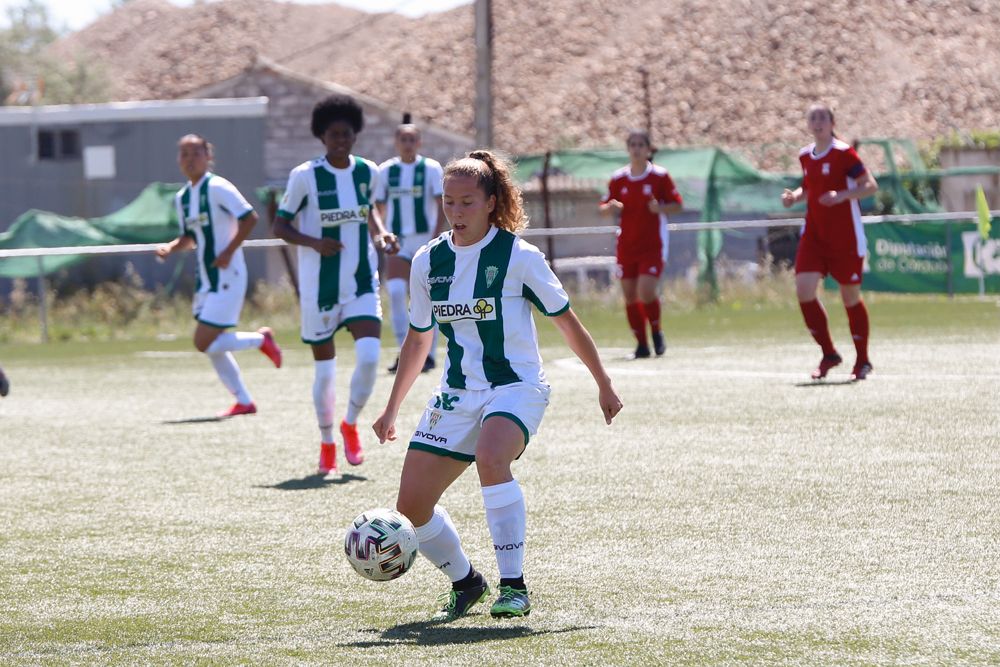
[599,199,624,217]
[781,187,804,208]
[372,327,434,443]
[818,170,879,206]
[271,213,344,256]
[156,234,195,258]
[550,308,623,425]
[648,199,682,215]
[367,206,400,255]
[213,210,259,268]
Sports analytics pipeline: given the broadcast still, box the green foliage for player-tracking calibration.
[0,0,110,105]
[923,129,1000,169]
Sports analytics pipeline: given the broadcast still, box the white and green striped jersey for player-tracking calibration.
[409,226,570,390]
[374,155,443,237]
[174,172,254,294]
[278,155,381,309]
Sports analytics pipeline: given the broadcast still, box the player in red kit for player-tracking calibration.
[782,104,879,381]
[599,130,683,359]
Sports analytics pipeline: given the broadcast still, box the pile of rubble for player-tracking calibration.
[52,0,1000,166]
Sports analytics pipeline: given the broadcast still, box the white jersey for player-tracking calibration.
[278,155,381,309]
[174,172,254,295]
[409,225,570,391]
[375,155,443,237]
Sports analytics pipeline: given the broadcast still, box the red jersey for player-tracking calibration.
[602,163,683,259]
[798,139,868,256]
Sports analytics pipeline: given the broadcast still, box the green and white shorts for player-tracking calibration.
[192,269,247,329]
[408,382,551,462]
[300,291,382,345]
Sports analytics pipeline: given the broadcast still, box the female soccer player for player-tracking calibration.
[157,134,282,417]
[375,119,446,375]
[599,130,683,359]
[781,103,878,381]
[272,95,399,476]
[373,150,623,621]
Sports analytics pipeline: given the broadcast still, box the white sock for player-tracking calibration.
[428,326,439,363]
[206,331,264,354]
[208,351,252,405]
[413,506,472,583]
[482,480,526,579]
[313,358,336,442]
[386,278,409,348]
[345,337,379,424]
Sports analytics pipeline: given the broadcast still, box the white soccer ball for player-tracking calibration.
[344,508,418,581]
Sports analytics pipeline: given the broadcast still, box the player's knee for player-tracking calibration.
[395,493,434,527]
[354,337,380,370]
[386,277,408,299]
[194,334,211,353]
[475,450,512,484]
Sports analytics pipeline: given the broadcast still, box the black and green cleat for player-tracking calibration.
[490,586,531,618]
[431,581,490,622]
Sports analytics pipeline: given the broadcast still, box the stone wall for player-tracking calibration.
[198,66,474,185]
[939,149,1000,212]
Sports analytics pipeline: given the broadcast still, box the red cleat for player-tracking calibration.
[811,353,843,380]
[219,402,257,418]
[318,442,338,475]
[341,420,364,466]
[258,327,282,368]
[851,361,873,381]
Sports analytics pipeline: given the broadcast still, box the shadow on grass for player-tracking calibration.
[341,618,595,648]
[255,473,368,490]
[160,415,228,424]
[794,379,857,388]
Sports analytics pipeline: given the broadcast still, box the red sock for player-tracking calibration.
[799,299,836,356]
[626,302,647,346]
[845,300,870,364]
[643,300,661,334]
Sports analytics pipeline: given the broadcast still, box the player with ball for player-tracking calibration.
[373,150,623,621]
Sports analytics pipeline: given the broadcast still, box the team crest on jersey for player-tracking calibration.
[643,184,652,196]
[432,298,496,323]
[622,186,629,195]
[320,206,369,227]
[822,163,831,175]
[484,265,499,288]
[415,170,424,185]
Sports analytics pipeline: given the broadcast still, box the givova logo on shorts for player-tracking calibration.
[432,298,496,323]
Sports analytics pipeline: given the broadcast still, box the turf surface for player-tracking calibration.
[1,296,998,664]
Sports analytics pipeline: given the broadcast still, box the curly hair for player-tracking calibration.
[311,94,364,138]
[443,149,528,234]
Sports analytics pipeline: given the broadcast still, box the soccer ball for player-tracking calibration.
[344,508,418,581]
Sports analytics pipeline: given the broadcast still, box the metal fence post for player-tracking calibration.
[36,256,49,342]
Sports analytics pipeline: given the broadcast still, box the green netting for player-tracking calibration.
[515,142,1000,295]
[0,183,181,278]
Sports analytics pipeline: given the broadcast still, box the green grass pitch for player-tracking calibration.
[1,295,998,664]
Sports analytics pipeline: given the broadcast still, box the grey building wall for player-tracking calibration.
[0,101,270,296]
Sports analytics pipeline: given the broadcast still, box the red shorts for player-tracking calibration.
[795,237,864,285]
[617,252,663,280]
